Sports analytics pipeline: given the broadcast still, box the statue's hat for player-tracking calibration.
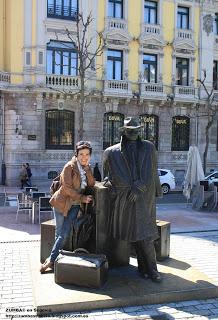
[120,117,142,130]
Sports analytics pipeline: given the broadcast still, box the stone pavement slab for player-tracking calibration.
[29,244,218,316]
[1,188,218,319]
[157,204,218,233]
[0,210,40,242]
[0,202,218,244]
[1,235,218,319]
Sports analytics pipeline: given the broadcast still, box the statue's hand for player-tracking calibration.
[128,189,138,202]
[134,180,146,193]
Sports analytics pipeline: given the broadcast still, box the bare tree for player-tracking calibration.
[51,12,105,140]
[197,70,218,173]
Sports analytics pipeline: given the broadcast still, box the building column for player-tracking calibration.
[158,52,164,83]
[199,3,215,97]
[23,0,32,84]
[36,0,46,85]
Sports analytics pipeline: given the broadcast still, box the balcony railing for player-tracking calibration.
[106,17,128,31]
[0,71,11,84]
[174,85,196,100]
[46,74,80,90]
[104,80,132,96]
[176,28,193,40]
[143,23,161,36]
[140,82,165,99]
[47,4,78,20]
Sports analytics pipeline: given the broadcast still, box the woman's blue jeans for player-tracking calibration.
[53,207,64,240]
[49,205,80,263]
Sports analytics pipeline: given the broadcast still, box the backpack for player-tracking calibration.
[50,175,61,195]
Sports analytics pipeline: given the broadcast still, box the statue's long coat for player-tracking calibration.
[103,138,162,242]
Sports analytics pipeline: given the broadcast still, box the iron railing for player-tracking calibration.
[46,74,80,90]
[0,71,11,84]
[47,3,78,20]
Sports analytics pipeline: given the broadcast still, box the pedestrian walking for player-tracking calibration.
[25,163,32,187]
[19,164,30,189]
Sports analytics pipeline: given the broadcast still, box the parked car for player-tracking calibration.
[158,169,176,194]
[204,171,218,185]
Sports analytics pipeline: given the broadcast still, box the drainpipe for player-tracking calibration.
[1,93,6,185]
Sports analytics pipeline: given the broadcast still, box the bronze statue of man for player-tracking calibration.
[103,117,163,282]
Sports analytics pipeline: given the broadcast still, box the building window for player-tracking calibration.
[46,40,77,75]
[176,58,189,86]
[107,50,123,80]
[103,112,124,149]
[144,1,157,24]
[46,110,75,150]
[38,51,43,65]
[214,13,218,35]
[143,54,157,83]
[139,114,159,149]
[25,52,31,65]
[213,61,218,90]
[171,116,190,151]
[177,6,189,29]
[47,0,78,20]
[108,0,123,18]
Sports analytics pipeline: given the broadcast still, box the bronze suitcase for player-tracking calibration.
[155,220,170,261]
[54,250,108,288]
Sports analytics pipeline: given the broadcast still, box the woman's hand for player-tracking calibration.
[83,165,90,171]
[81,195,93,204]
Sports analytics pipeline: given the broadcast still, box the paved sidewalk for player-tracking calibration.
[0,187,218,319]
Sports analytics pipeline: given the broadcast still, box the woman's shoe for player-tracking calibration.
[40,259,54,273]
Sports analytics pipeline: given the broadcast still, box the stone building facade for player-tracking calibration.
[0,0,218,187]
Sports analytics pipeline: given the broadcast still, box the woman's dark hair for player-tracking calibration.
[75,141,92,156]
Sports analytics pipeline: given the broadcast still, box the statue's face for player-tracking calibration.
[123,128,139,141]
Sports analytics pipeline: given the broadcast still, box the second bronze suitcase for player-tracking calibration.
[54,250,108,288]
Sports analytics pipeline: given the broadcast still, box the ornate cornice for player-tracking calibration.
[103,30,132,49]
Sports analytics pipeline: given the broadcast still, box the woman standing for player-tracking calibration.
[40,141,95,273]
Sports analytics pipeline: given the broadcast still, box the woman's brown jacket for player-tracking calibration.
[49,156,95,216]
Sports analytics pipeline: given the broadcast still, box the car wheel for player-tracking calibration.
[162,184,170,194]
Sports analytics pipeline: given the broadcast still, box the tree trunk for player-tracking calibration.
[203,113,213,174]
[78,77,85,140]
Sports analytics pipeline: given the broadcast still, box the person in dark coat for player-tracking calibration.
[93,163,102,182]
[103,117,163,282]
[19,164,30,189]
[25,163,32,187]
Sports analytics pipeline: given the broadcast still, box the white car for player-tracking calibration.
[158,169,176,194]
[204,171,218,185]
